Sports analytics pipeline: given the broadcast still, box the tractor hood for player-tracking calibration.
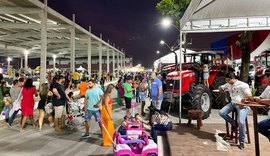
[166,70,195,79]
[166,70,196,93]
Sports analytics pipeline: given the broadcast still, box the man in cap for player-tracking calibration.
[246,68,270,142]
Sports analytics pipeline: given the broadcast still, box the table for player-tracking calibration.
[236,102,265,156]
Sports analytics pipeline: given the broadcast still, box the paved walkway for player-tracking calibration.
[0,84,153,156]
[167,111,269,156]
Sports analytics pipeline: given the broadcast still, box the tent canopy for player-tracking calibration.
[77,66,86,71]
[154,49,195,68]
[181,0,270,33]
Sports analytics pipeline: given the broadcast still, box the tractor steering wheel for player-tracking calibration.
[193,62,202,70]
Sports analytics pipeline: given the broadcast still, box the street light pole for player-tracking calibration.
[160,40,178,71]
[179,25,182,125]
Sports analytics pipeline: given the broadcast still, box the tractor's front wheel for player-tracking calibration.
[191,84,212,119]
[211,75,230,109]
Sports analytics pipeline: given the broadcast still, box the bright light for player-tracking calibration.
[53,54,57,59]
[161,17,172,28]
[24,50,29,55]
[156,50,160,54]
[160,40,165,45]
[7,57,12,62]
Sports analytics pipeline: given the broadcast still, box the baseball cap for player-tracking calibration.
[258,68,270,77]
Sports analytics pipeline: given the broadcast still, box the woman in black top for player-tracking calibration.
[37,83,53,131]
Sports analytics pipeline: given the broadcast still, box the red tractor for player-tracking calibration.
[162,51,234,119]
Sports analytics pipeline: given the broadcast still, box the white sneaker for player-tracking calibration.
[81,133,90,138]
[6,123,12,128]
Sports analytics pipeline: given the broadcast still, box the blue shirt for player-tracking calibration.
[151,78,163,100]
[85,87,104,111]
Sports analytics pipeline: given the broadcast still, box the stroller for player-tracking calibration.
[66,98,85,130]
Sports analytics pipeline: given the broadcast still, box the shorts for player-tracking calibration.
[203,72,209,79]
[139,92,147,102]
[124,97,132,109]
[152,99,163,110]
[54,105,67,118]
[85,110,100,122]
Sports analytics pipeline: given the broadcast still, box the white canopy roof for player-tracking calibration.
[77,66,86,71]
[181,0,270,33]
[154,49,195,68]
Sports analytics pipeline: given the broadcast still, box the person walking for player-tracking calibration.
[150,72,163,110]
[8,80,22,127]
[37,83,53,131]
[219,72,252,150]
[72,69,80,88]
[101,84,115,146]
[139,78,148,116]
[81,79,103,138]
[51,75,67,132]
[116,78,124,106]
[3,91,12,123]
[77,78,88,98]
[20,78,38,132]
[0,81,9,115]
[123,76,133,115]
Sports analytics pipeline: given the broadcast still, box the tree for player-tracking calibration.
[156,0,191,29]
[236,31,254,83]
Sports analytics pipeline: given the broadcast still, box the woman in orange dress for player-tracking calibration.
[101,84,115,146]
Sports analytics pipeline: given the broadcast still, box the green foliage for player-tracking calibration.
[251,88,257,96]
[156,0,191,28]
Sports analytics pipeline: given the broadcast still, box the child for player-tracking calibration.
[134,113,148,126]
[3,91,12,123]
[202,59,209,87]
[118,115,130,135]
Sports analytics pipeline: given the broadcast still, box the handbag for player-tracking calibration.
[13,88,22,111]
[45,102,53,114]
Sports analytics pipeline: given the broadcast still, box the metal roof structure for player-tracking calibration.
[181,0,270,33]
[0,0,123,58]
[0,0,126,84]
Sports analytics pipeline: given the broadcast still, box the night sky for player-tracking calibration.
[47,0,236,68]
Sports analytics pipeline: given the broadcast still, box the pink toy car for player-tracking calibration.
[113,122,158,156]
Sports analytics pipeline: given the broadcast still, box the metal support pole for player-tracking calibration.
[24,53,28,69]
[179,30,183,124]
[123,55,126,73]
[107,46,110,74]
[183,33,187,63]
[70,14,75,72]
[99,34,102,80]
[7,60,10,70]
[117,52,120,78]
[112,50,115,78]
[39,0,48,84]
[88,26,92,79]
[121,54,123,73]
[53,55,56,72]
[20,58,23,69]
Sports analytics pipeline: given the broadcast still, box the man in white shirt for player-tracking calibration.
[246,69,270,142]
[219,72,252,150]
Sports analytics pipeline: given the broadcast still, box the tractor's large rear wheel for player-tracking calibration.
[211,75,229,109]
[191,84,212,119]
